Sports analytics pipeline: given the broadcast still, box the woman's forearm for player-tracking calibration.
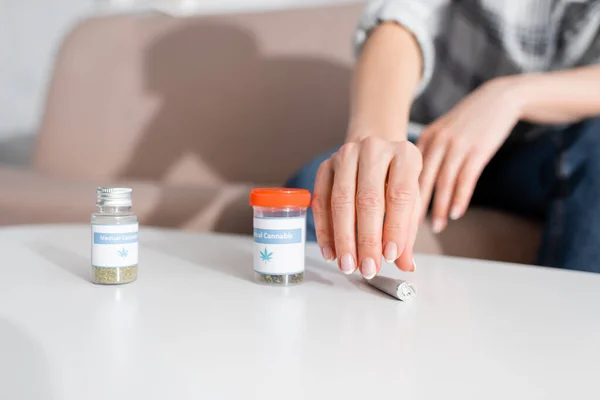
[346,22,423,143]
[511,65,600,124]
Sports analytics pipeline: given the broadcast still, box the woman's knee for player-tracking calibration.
[562,117,600,172]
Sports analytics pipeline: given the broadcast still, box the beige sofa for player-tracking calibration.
[0,3,541,264]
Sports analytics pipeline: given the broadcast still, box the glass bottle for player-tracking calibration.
[91,187,138,285]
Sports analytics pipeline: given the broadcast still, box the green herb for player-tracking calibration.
[256,272,303,286]
[92,265,137,285]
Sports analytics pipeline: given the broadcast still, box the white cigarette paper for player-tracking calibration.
[366,275,417,301]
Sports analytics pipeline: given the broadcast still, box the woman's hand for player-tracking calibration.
[312,137,422,279]
[417,78,523,232]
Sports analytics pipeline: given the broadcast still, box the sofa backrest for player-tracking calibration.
[34,3,364,185]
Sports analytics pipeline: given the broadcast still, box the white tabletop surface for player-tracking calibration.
[0,224,599,400]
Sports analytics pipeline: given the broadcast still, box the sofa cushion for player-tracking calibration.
[0,167,252,234]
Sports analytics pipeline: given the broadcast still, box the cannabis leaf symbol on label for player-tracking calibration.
[117,248,129,259]
[260,247,273,263]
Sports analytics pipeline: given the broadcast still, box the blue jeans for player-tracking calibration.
[286,117,600,273]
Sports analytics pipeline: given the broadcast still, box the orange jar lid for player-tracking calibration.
[250,188,311,208]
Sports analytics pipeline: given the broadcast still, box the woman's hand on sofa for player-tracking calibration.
[312,137,422,279]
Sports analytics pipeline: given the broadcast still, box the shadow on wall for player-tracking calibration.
[119,21,350,184]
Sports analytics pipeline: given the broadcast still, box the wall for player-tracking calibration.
[0,0,96,165]
[0,0,95,139]
[0,0,359,166]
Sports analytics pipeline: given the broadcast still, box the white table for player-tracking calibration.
[0,225,599,399]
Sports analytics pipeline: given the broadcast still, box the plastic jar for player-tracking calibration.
[250,188,311,286]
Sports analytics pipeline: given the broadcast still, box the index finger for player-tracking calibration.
[312,159,336,261]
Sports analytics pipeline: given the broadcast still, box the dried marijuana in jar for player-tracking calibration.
[91,187,138,285]
[250,188,311,286]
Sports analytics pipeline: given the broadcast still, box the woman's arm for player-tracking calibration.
[312,22,425,277]
[417,65,600,232]
[313,1,449,278]
[514,65,600,124]
[347,22,422,142]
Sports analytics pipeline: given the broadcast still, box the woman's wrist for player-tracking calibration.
[485,75,530,120]
[346,22,421,144]
[345,116,410,143]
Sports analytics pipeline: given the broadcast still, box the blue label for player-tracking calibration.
[253,228,302,244]
[94,232,138,245]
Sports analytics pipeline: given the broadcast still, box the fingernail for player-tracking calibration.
[340,254,356,274]
[411,257,417,272]
[449,205,462,221]
[383,242,398,263]
[432,218,444,234]
[321,246,335,261]
[361,257,377,280]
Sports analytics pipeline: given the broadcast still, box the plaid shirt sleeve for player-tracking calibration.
[354,0,450,96]
[576,20,600,66]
